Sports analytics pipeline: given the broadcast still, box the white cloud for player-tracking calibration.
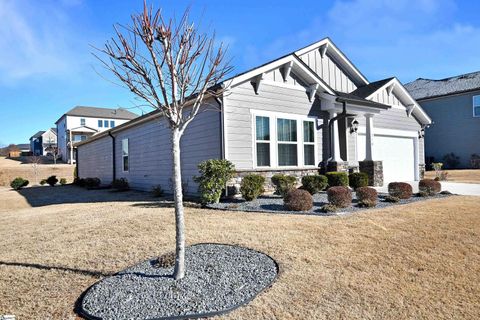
[241,0,480,82]
[0,0,88,84]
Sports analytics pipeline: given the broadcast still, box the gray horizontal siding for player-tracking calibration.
[225,82,327,170]
[77,136,114,183]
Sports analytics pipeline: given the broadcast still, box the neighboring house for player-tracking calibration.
[8,144,31,157]
[76,38,431,195]
[406,71,480,168]
[55,106,138,164]
[29,128,57,156]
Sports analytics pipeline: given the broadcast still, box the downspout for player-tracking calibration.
[75,148,79,179]
[108,131,116,182]
[214,95,228,197]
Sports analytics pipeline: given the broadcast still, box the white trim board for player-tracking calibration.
[357,126,418,138]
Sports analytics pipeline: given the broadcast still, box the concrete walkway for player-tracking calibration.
[375,181,480,196]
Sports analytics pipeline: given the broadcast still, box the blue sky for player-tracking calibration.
[1,0,480,145]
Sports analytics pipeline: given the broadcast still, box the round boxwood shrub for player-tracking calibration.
[419,179,441,196]
[240,174,265,201]
[327,186,352,208]
[193,159,235,204]
[326,172,349,187]
[301,174,328,194]
[284,189,313,211]
[349,172,369,190]
[388,182,413,199]
[356,186,378,207]
[40,179,47,185]
[46,175,58,187]
[84,177,101,188]
[384,195,400,203]
[10,177,29,190]
[112,178,129,191]
[271,174,297,197]
[59,178,67,185]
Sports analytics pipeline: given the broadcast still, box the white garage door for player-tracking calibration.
[358,134,416,182]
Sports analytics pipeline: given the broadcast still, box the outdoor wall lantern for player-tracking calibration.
[418,128,425,139]
[350,119,359,134]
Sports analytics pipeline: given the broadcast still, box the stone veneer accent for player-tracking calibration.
[359,160,384,187]
[227,168,320,197]
[419,164,426,179]
[325,161,349,173]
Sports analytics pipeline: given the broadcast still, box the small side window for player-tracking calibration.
[122,139,129,172]
[110,120,115,128]
[104,120,109,127]
[473,95,480,117]
[80,118,85,126]
[98,120,103,127]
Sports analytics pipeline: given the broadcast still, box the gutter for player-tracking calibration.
[108,131,116,181]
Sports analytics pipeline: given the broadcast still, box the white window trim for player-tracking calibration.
[122,138,129,172]
[473,95,480,118]
[251,110,318,169]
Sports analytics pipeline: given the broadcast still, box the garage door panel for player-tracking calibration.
[357,134,415,182]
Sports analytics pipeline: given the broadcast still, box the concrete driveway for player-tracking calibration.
[376,181,480,196]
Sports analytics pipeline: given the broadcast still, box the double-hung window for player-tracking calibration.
[80,118,85,126]
[303,120,315,166]
[122,139,129,172]
[255,116,270,166]
[110,120,115,128]
[277,118,298,166]
[98,120,103,127]
[104,120,109,127]
[474,95,480,117]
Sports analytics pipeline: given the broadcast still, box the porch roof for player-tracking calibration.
[334,91,391,110]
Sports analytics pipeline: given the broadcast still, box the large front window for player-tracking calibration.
[255,116,270,166]
[474,95,480,117]
[277,118,298,166]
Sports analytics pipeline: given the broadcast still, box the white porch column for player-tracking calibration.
[364,113,374,161]
[69,130,74,165]
[329,110,343,162]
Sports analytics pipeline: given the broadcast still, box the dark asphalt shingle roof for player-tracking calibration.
[351,77,394,98]
[405,71,480,100]
[17,144,30,150]
[63,106,139,120]
[30,131,45,140]
[335,91,391,109]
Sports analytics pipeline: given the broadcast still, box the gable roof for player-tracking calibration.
[56,106,139,124]
[405,71,480,101]
[351,78,395,98]
[30,131,45,140]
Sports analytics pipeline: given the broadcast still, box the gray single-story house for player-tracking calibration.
[405,71,480,168]
[76,37,431,195]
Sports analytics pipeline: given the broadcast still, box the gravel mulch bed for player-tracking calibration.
[208,192,453,216]
[79,243,278,320]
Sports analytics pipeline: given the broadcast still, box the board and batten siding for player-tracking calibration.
[298,50,357,93]
[224,81,327,170]
[77,136,114,183]
[78,103,221,194]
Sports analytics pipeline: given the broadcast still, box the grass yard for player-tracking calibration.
[0,186,479,319]
[425,169,480,184]
[0,156,74,187]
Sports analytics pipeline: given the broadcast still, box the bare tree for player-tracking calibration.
[95,2,232,279]
[30,155,42,185]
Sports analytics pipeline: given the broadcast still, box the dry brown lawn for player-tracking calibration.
[0,156,74,187]
[425,169,480,184]
[0,186,479,319]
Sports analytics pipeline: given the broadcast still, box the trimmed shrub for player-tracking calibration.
[40,179,47,185]
[440,190,453,195]
[152,185,164,197]
[112,178,129,191]
[301,175,328,195]
[388,182,412,199]
[321,204,338,213]
[240,174,265,201]
[327,186,352,208]
[384,195,400,203]
[417,191,429,197]
[356,186,378,206]
[326,172,349,187]
[73,166,78,180]
[46,175,58,186]
[271,174,297,197]
[283,189,313,211]
[419,179,441,195]
[59,178,67,185]
[84,177,101,188]
[193,159,235,204]
[74,178,86,187]
[10,177,29,190]
[349,172,369,190]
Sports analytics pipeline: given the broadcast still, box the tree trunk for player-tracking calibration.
[172,128,186,280]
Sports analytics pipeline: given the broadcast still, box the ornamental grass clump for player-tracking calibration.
[194,159,235,204]
[419,179,441,196]
[301,174,328,195]
[271,174,297,197]
[356,186,378,208]
[240,174,265,201]
[283,189,313,211]
[326,172,349,187]
[349,172,369,190]
[388,182,412,199]
[327,186,352,208]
